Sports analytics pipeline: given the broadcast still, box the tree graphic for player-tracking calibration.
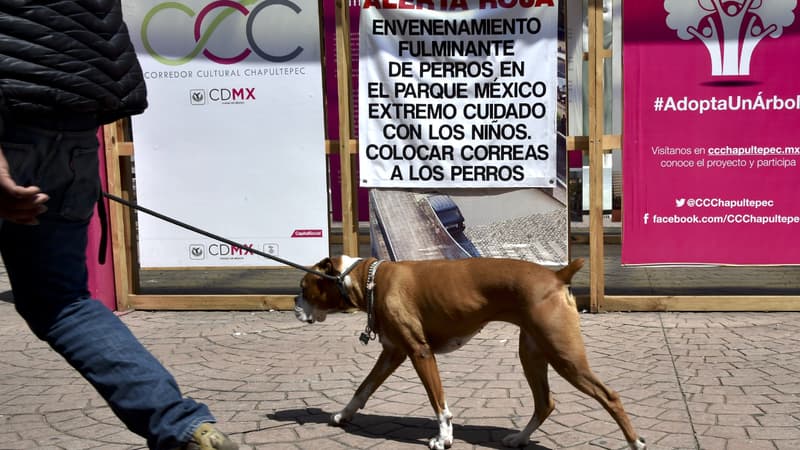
[665,0,797,76]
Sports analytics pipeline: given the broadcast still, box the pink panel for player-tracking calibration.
[86,127,117,309]
[622,3,800,265]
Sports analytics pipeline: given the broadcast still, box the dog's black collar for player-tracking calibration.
[359,260,384,345]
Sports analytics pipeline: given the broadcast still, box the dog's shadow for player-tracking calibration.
[268,408,551,449]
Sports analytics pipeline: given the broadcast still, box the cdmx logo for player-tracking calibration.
[142,0,305,66]
[188,243,255,259]
[190,87,256,104]
[665,0,796,76]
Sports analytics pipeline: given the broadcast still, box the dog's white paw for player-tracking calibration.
[428,435,453,450]
[502,432,530,448]
[330,411,350,426]
[629,437,647,450]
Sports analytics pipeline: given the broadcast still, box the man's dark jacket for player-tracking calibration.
[0,0,147,133]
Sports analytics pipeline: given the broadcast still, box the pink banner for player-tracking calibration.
[622,1,800,265]
[87,128,116,310]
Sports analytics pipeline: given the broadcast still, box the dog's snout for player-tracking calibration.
[294,296,316,324]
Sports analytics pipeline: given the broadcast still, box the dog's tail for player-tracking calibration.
[555,258,585,284]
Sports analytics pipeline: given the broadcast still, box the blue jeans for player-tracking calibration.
[0,124,214,450]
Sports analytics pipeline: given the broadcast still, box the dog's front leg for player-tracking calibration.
[331,347,406,426]
[409,348,453,450]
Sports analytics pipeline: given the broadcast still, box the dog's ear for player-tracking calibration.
[315,257,336,275]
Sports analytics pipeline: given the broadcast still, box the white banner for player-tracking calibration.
[122,0,328,267]
[358,0,558,188]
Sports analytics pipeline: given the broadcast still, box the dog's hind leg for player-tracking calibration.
[552,356,646,449]
[331,348,406,425]
[542,307,646,450]
[502,331,554,447]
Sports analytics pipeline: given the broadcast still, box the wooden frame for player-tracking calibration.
[103,122,298,311]
[102,0,360,312]
[103,0,800,312]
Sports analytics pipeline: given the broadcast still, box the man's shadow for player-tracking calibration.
[0,290,13,303]
[268,408,551,449]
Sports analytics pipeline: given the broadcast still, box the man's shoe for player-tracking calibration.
[183,423,238,450]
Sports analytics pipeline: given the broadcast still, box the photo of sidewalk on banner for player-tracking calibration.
[370,188,567,266]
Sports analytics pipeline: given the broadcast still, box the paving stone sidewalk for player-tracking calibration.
[1,293,799,450]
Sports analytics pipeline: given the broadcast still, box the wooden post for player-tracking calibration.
[102,121,133,311]
[587,0,605,312]
[335,0,359,256]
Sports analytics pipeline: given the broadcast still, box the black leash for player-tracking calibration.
[101,192,341,283]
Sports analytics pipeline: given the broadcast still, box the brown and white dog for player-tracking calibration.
[294,256,646,450]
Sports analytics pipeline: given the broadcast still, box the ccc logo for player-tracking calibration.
[142,0,304,65]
